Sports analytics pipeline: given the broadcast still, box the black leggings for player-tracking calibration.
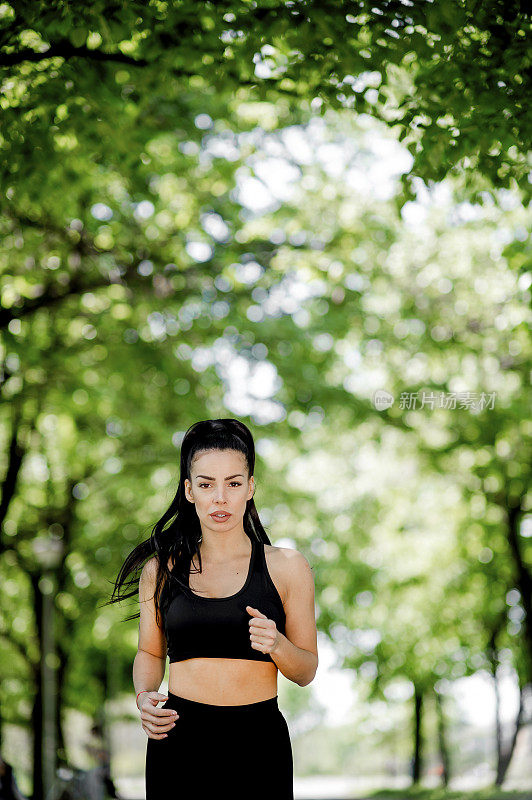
[145,690,294,799]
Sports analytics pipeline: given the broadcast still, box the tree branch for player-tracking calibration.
[0,629,32,666]
[0,40,311,102]
[0,407,28,533]
[0,39,149,68]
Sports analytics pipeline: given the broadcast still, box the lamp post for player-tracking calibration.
[32,535,65,800]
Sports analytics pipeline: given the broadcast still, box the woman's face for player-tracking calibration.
[185,449,254,532]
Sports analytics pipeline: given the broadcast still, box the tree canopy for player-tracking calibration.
[1,2,531,796]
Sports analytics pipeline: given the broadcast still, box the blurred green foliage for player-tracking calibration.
[0,0,531,794]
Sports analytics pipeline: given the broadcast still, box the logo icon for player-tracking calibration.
[373,390,394,411]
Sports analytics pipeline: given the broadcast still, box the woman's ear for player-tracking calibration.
[184,479,194,503]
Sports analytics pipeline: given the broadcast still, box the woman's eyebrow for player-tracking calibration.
[195,474,245,480]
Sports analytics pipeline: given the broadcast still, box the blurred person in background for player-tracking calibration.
[0,755,26,800]
[84,722,122,800]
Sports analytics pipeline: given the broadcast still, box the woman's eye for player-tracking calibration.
[198,482,241,488]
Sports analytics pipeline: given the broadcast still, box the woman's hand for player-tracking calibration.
[137,691,179,740]
[246,606,281,654]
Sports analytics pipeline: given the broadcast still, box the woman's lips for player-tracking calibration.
[210,512,231,519]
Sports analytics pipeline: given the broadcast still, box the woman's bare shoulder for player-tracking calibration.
[265,544,310,566]
[264,544,311,605]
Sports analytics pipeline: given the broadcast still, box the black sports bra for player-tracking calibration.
[162,538,286,664]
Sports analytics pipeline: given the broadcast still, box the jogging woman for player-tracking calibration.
[109,418,318,799]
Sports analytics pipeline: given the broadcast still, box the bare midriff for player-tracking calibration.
[166,544,284,706]
[168,658,279,705]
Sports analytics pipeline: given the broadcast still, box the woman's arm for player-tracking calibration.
[259,549,318,687]
[134,557,167,704]
[134,557,178,740]
[133,650,166,705]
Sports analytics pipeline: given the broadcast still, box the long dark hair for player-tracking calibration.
[103,418,271,628]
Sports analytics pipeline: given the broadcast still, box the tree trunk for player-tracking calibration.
[488,631,526,786]
[435,686,450,786]
[506,501,532,679]
[495,678,525,786]
[31,575,44,800]
[412,684,423,783]
[55,649,69,768]
[491,646,504,784]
